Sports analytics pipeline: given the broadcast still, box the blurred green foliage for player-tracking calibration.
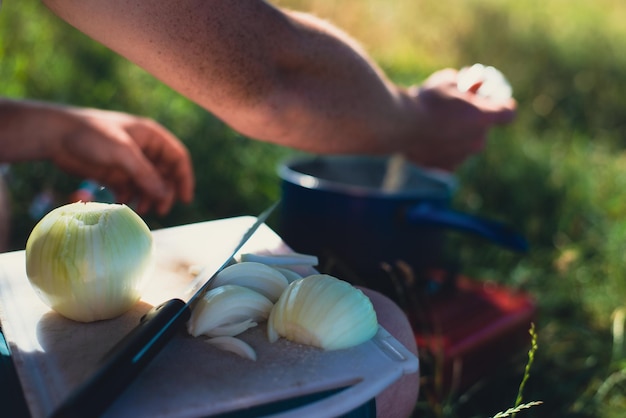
[4,0,626,417]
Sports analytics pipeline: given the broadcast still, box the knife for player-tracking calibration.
[50,201,280,418]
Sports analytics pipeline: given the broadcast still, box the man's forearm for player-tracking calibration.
[249,10,415,154]
[0,99,63,162]
[41,0,414,155]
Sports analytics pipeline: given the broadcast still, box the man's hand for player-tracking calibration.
[49,107,194,215]
[405,68,517,170]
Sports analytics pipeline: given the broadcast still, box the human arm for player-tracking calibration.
[41,0,515,171]
[0,98,194,215]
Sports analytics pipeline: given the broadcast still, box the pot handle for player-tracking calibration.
[406,203,529,252]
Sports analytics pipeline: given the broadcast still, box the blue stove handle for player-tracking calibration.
[405,203,529,252]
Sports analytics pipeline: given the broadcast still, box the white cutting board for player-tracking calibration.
[0,217,418,418]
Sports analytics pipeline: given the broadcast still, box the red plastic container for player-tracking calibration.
[408,272,536,393]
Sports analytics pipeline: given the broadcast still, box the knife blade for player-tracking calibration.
[50,201,280,418]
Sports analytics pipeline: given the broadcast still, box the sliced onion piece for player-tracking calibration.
[209,262,289,302]
[266,313,279,343]
[206,319,258,337]
[273,267,304,283]
[240,252,319,267]
[206,336,257,361]
[457,63,512,103]
[187,285,273,337]
[267,274,378,350]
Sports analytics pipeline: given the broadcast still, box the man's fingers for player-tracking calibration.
[131,122,195,204]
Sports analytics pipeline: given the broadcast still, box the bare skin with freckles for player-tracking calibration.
[42,0,515,172]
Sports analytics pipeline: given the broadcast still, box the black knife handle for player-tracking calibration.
[50,298,191,418]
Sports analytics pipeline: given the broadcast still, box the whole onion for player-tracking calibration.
[25,201,154,322]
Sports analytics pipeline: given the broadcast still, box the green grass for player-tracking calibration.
[4,1,626,417]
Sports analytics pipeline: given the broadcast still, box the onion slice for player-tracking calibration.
[206,319,258,337]
[240,252,319,267]
[187,285,273,337]
[457,63,512,103]
[268,274,378,350]
[205,336,257,361]
[273,267,303,283]
[209,262,289,302]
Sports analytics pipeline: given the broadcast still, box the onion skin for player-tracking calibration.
[25,202,154,322]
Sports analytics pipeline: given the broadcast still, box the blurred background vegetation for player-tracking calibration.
[3,0,626,417]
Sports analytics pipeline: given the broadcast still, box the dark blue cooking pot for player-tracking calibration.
[277,155,527,283]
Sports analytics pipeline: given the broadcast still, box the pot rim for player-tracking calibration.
[278,155,457,199]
